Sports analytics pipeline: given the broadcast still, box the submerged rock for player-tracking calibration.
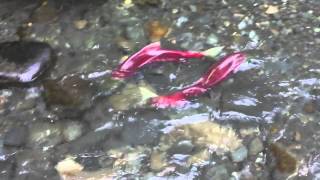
[0,160,14,180]
[146,20,170,42]
[0,41,54,84]
[150,150,167,171]
[3,126,28,147]
[167,121,242,154]
[249,137,264,156]
[231,145,248,162]
[55,157,84,177]
[62,121,84,142]
[27,122,62,149]
[133,0,160,6]
[121,120,160,145]
[202,165,230,180]
[156,120,243,168]
[43,74,94,110]
[15,150,59,179]
[270,143,298,174]
[169,140,194,155]
[108,81,157,111]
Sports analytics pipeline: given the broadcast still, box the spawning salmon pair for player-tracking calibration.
[111,42,246,108]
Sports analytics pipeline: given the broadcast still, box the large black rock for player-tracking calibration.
[0,41,54,84]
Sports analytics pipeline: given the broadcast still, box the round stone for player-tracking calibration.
[0,41,54,84]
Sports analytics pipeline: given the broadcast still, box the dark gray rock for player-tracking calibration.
[14,150,59,180]
[121,120,160,146]
[27,122,62,149]
[0,41,54,84]
[0,160,14,180]
[3,126,28,147]
[169,140,194,155]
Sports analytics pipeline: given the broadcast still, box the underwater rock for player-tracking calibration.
[270,143,298,174]
[43,74,95,111]
[55,157,84,177]
[27,122,62,149]
[121,120,160,145]
[15,150,59,179]
[206,33,219,45]
[249,137,264,155]
[168,121,242,153]
[157,120,243,167]
[0,160,14,180]
[0,41,53,84]
[169,140,194,155]
[150,150,167,171]
[231,145,248,162]
[3,126,28,147]
[133,0,160,6]
[202,165,230,180]
[146,20,170,42]
[73,20,88,30]
[303,100,317,114]
[108,81,157,111]
[62,121,84,142]
[30,1,58,23]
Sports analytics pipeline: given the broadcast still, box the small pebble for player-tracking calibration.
[146,20,169,42]
[231,145,248,162]
[294,131,301,142]
[303,100,316,113]
[238,20,247,30]
[206,33,219,45]
[63,121,84,142]
[0,96,7,110]
[176,16,188,27]
[249,137,264,155]
[265,5,279,14]
[55,157,84,176]
[170,140,194,154]
[73,20,88,30]
[150,150,167,171]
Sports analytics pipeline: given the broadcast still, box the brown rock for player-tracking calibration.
[73,20,88,30]
[270,143,298,174]
[303,100,316,113]
[146,21,170,42]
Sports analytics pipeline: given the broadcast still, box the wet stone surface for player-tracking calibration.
[0,41,54,84]
[0,0,320,179]
[3,126,28,147]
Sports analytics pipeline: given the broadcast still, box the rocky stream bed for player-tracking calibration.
[0,0,320,179]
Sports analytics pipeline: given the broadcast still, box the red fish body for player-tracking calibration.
[150,52,246,108]
[111,42,247,108]
[111,42,204,79]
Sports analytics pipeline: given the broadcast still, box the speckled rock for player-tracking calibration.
[43,74,93,108]
[14,150,59,179]
[62,121,84,142]
[27,122,62,149]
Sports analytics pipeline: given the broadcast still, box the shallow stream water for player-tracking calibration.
[0,0,320,179]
